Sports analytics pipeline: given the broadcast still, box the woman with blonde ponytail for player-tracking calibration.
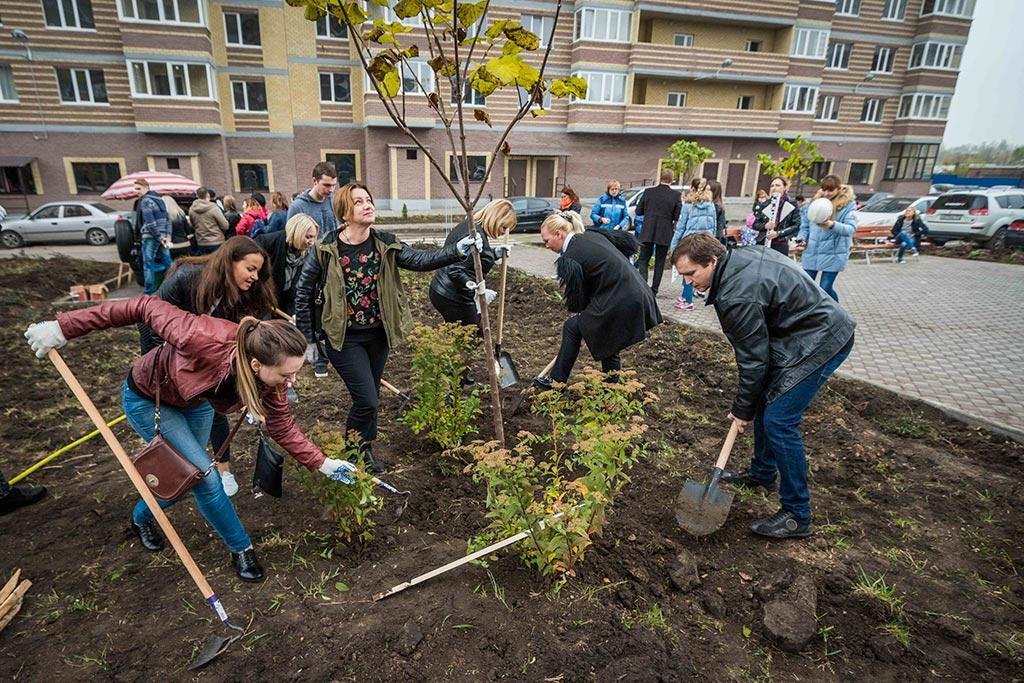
[25,300,357,583]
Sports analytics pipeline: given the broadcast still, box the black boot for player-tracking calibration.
[130,516,165,552]
[721,469,777,492]
[231,547,265,583]
[356,444,387,475]
[531,375,554,392]
[0,485,47,516]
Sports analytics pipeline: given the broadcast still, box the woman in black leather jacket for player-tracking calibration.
[428,198,516,328]
[754,176,801,256]
[293,183,480,473]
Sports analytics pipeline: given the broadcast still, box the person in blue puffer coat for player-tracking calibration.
[669,179,716,310]
[590,179,630,231]
[796,174,857,303]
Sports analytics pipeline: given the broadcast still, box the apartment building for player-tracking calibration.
[0,0,973,212]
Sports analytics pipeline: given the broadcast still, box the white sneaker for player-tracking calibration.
[221,471,239,497]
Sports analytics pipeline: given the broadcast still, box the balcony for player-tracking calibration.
[363,96,435,129]
[636,0,798,26]
[565,103,626,131]
[630,44,789,83]
[622,105,781,136]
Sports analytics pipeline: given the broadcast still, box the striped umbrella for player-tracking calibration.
[101,171,200,200]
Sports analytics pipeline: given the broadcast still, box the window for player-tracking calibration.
[860,98,884,123]
[574,8,631,43]
[871,46,895,73]
[909,41,963,70]
[55,68,108,104]
[405,149,417,160]
[782,84,818,113]
[370,4,422,26]
[232,80,267,112]
[118,0,202,24]
[573,71,626,104]
[666,92,687,107]
[516,85,551,110]
[882,0,908,19]
[224,11,260,47]
[316,14,347,40]
[71,162,120,193]
[166,157,180,170]
[320,72,351,103]
[897,92,951,120]
[737,95,753,110]
[0,65,16,102]
[237,163,269,192]
[448,154,488,182]
[848,163,873,185]
[835,0,860,16]
[826,41,852,69]
[63,204,92,218]
[884,143,938,181]
[129,61,213,99]
[920,0,975,18]
[33,206,62,219]
[807,160,832,180]
[745,40,762,52]
[521,14,553,48]
[42,0,94,29]
[816,94,841,120]
[673,33,694,47]
[791,28,829,59]
[450,82,485,106]
[324,153,357,184]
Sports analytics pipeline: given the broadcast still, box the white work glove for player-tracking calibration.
[25,320,67,359]
[305,343,318,364]
[465,281,497,306]
[493,244,511,260]
[456,233,484,256]
[318,456,357,484]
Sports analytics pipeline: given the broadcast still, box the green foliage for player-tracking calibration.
[402,322,483,450]
[296,429,384,548]
[756,135,825,187]
[664,139,714,183]
[880,417,935,439]
[463,369,655,590]
[401,203,409,219]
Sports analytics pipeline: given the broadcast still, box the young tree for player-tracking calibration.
[664,139,713,184]
[285,0,584,447]
[756,135,825,191]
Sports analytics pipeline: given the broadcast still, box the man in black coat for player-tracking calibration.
[534,212,662,388]
[635,168,682,295]
[671,234,856,539]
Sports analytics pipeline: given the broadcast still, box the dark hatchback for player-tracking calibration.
[1006,219,1024,250]
[510,196,558,233]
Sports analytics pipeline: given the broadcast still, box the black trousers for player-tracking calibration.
[550,316,621,382]
[637,242,669,294]
[429,288,480,328]
[324,326,389,444]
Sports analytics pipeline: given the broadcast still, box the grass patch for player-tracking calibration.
[621,602,669,631]
[880,417,936,439]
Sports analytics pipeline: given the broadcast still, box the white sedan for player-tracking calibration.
[1,201,128,248]
[855,196,936,230]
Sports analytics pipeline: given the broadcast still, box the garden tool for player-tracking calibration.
[493,232,520,389]
[380,379,412,408]
[509,356,558,415]
[47,350,245,670]
[373,476,411,522]
[675,421,740,537]
[11,414,126,485]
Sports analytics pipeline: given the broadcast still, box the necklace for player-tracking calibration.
[339,225,370,245]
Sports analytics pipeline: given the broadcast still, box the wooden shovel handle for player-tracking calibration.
[495,230,510,347]
[379,379,402,397]
[714,421,741,471]
[540,355,557,378]
[48,349,217,602]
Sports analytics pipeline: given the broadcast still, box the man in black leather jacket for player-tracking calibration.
[671,234,856,539]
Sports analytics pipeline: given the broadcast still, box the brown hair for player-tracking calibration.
[312,161,337,180]
[770,176,790,188]
[222,195,238,212]
[269,191,290,212]
[660,168,675,183]
[560,185,580,203]
[234,317,307,424]
[134,178,149,189]
[709,179,723,206]
[756,188,768,200]
[819,174,842,191]
[242,197,260,212]
[172,236,277,319]
[606,179,621,192]
[671,232,725,268]
[686,178,712,205]
[474,198,517,238]
[332,182,374,225]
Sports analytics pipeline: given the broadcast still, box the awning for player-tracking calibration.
[0,156,36,168]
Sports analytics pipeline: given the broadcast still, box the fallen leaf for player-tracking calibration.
[739,571,753,581]
[742,625,752,638]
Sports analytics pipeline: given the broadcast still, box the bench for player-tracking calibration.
[850,226,902,264]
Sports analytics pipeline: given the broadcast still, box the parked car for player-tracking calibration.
[1006,219,1024,250]
[509,196,558,233]
[854,191,893,210]
[855,196,937,229]
[0,202,127,248]
[924,189,1024,248]
[623,184,685,229]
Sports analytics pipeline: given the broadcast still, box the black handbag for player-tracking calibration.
[252,435,284,498]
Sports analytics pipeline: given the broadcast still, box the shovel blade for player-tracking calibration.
[675,478,735,537]
[188,633,238,670]
[496,351,520,389]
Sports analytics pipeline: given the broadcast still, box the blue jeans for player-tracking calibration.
[193,244,220,256]
[804,269,839,302]
[122,382,251,553]
[141,238,172,294]
[748,337,853,520]
[893,233,916,260]
[681,281,694,304]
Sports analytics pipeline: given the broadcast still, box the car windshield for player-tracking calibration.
[932,194,987,211]
[621,189,642,203]
[90,203,117,213]
[861,198,914,213]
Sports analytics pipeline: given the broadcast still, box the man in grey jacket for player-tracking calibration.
[671,234,855,539]
[188,186,228,254]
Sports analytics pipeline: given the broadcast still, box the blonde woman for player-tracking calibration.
[25,303,358,583]
[429,198,516,328]
[161,195,192,260]
[256,214,319,315]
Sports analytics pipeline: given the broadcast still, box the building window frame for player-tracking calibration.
[321,149,361,184]
[884,143,939,181]
[847,160,875,185]
[791,28,830,59]
[909,41,963,70]
[782,84,819,113]
[745,40,762,52]
[315,14,348,40]
[232,159,273,193]
[446,152,492,183]
[55,67,108,105]
[920,0,975,19]
[42,0,95,31]
[63,157,126,195]
[572,71,627,105]
[127,60,215,100]
[320,72,352,104]
[116,0,205,26]
[521,14,553,48]
[815,94,841,121]
[0,64,17,102]
[826,41,852,70]
[573,7,631,44]
[673,33,694,47]
[666,91,687,107]
[871,46,895,73]
[897,92,951,120]
[231,79,267,112]
[224,10,261,48]
[451,81,486,106]
[516,85,552,111]
[736,95,754,110]
[835,0,861,17]
[860,97,884,123]
[881,0,908,20]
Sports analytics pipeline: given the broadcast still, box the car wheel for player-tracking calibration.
[114,219,135,262]
[1,230,24,249]
[986,227,1007,250]
[86,228,110,246]
[931,239,946,247]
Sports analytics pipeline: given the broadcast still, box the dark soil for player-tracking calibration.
[925,243,1024,265]
[1,257,1022,680]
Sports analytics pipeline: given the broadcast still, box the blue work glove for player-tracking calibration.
[318,457,357,484]
[456,233,484,256]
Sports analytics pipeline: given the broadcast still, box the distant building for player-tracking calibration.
[0,0,973,211]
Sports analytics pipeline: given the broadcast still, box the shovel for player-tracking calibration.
[675,421,740,537]
[509,356,557,415]
[493,231,520,389]
[373,476,411,522]
[47,350,245,670]
[380,379,412,408]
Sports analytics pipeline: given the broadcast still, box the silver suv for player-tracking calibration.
[924,188,1024,248]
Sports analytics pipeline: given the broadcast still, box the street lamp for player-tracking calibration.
[696,58,734,81]
[10,29,47,140]
[853,72,876,95]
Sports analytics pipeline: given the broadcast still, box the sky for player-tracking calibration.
[942,0,1024,148]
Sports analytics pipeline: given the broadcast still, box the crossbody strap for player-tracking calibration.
[214,412,247,462]
[152,345,164,435]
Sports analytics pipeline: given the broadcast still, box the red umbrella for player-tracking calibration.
[101,171,200,200]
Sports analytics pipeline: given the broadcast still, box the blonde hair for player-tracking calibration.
[233,317,308,424]
[285,214,318,251]
[473,198,517,238]
[686,179,712,205]
[904,206,919,220]
[540,210,585,236]
[242,197,260,212]
[162,195,185,220]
